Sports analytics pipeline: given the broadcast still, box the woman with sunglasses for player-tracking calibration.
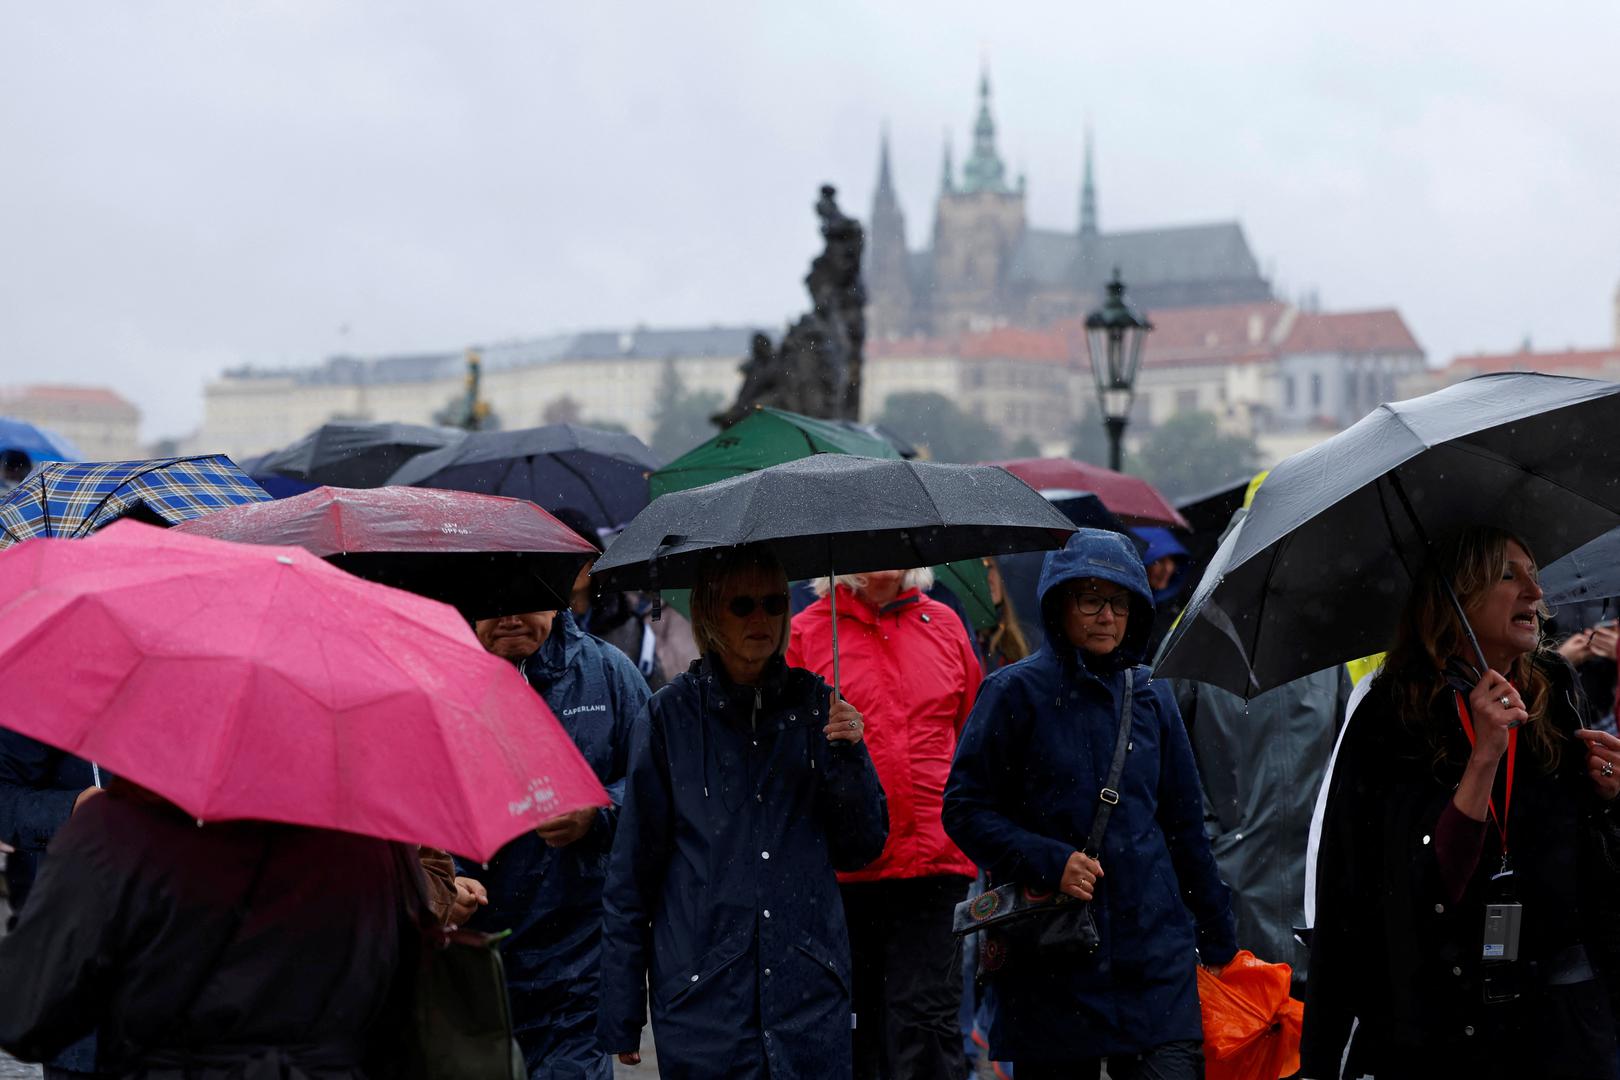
[943,529,1235,1079]
[598,544,889,1079]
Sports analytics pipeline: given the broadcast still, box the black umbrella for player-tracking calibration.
[254,421,464,489]
[999,492,1135,645]
[388,424,661,535]
[592,454,1076,693]
[1156,373,1620,697]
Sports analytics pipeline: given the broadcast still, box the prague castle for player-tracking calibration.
[865,71,1274,339]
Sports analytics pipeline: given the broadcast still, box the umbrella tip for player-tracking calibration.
[275,555,294,565]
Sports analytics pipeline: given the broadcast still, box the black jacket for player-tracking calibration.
[597,656,888,1079]
[1302,655,1620,1078]
[0,793,414,1078]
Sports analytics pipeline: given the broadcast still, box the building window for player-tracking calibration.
[1284,376,1296,410]
[1175,389,1199,414]
[1310,373,1323,410]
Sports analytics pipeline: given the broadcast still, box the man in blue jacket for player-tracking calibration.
[458,608,650,1080]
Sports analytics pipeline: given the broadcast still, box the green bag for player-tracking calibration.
[401,925,525,1080]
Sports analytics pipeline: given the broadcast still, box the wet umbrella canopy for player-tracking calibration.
[593,454,1076,591]
[388,423,660,535]
[171,485,599,620]
[993,457,1189,528]
[0,455,269,547]
[0,521,608,861]
[0,417,82,465]
[252,420,464,489]
[1156,373,1620,697]
[1539,526,1620,608]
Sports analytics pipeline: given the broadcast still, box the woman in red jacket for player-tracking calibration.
[787,566,984,1080]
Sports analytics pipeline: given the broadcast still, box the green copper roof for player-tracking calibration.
[960,68,1010,195]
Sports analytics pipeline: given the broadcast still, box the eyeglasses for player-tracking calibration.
[727,593,790,618]
[1068,591,1131,617]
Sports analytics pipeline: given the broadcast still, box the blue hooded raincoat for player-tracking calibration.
[457,611,649,1080]
[943,529,1236,1062]
[598,655,888,1079]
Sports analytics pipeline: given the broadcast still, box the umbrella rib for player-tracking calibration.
[1444,439,1619,510]
[1244,533,1291,697]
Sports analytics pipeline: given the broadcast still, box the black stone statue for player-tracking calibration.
[715,185,867,426]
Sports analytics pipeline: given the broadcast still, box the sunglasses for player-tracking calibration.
[727,593,790,618]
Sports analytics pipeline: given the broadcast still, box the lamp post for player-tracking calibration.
[1084,269,1153,472]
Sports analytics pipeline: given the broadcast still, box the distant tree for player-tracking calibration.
[582,418,630,435]
[1068,403,1111,467]
[1134,411,1261,500]
[649,358,723,461]
[875,391,1006,463]
[1007,434,1042,458]
[542,395,583,425]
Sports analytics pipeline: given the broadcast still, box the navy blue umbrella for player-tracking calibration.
[0,417,82,465]
[389,424,660,535]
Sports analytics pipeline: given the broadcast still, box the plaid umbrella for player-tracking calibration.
[0,455,269,548]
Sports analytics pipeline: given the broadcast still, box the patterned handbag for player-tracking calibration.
[952,669,1134,981]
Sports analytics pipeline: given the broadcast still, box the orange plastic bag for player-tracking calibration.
[1196,949,1304,1080]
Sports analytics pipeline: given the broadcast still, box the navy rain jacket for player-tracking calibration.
[457,611,649,1080]
[598,655,888,1079]
[943,528,1236,1061]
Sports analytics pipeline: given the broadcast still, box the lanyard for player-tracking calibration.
[1454,690,1517,858]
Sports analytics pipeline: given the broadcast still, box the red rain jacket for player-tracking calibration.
[788,585,982,883]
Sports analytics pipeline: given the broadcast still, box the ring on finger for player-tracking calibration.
[1603,761,1615,778]
[1498,695,1512,708]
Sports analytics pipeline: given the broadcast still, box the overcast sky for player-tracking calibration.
[4,2,1618,439]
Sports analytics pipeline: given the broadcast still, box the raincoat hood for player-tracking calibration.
[1036,528,1156,664]
[1131,526,1189,605]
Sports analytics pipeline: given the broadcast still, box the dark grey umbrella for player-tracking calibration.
[1540,527,1620,608]
[254,421,464,488]
[592,454,1076,692]
[388,423,660,534]
[1155,373,1620,697]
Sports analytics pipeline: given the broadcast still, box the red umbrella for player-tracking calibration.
[992,458,1189,529]
[0,521,607,861]
[173,485,600,620]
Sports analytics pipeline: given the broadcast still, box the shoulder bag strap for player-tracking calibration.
[1082,667,1134,858]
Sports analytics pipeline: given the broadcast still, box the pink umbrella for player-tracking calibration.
[991,457,1189,528]
[0,520,607,861]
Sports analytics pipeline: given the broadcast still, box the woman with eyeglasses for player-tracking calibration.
[943,529,1236,1080]
[598,544,889,1079]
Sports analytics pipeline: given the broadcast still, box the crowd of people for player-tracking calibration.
[4,504,1620,1080]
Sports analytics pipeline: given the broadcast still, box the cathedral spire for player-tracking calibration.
[876,126,896,198]
[940,130,956,195]
[960,64,1009,194]
[1079,125,1098,239]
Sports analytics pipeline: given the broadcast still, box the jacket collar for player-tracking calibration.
[832,584,925,626]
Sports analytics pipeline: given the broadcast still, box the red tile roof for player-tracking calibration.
[1277,309,1422,356]
[956,327,1073,362]
[1445,346,1620,376]
[1,384,137,409]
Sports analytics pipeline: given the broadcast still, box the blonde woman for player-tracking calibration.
[598,545,887,1079]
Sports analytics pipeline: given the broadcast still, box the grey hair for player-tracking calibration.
[810,567,935,598]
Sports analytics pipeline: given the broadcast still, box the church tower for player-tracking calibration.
[865,130,916,340]
[929,67,1027,335]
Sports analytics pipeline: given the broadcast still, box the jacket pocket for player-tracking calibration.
[653,931,751,1009]
[793,937,851,997]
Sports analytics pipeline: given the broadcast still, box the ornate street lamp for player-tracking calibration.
[1084,269,1153,472]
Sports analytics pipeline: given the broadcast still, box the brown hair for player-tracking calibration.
[689,545,791,662]
[1385,526,1560,772]
[982,561,1031,665]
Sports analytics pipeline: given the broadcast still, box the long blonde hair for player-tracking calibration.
[1385,527,1560,772]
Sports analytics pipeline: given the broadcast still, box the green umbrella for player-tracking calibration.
[649,407,899,499]
[646,407,997,631]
